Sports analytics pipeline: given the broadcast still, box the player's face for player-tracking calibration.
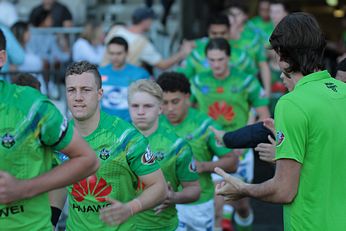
[259,1,270,21]
[66,72,102,121]
[108,44,127,69]
[336,70,346,83]
[270,4,287,26]
[207,49,229,77]
[129,91,161,131]
[208,25,230,40]
[162,91,190,125]
[228,7,247,28]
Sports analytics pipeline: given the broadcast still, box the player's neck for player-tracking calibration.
[141,119,159,137]
[74,110,101,137]
[112,63,126,70]
[214,68,230,80]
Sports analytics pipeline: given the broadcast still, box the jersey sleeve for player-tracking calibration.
[176,140,199,182]
[38,100,73,151]
[274,99,308,163]
[246,75,269,107]
[126,130,160,176]
[207,120,232,157]
[255,42,267,63]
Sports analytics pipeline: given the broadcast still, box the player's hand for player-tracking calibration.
[100,198,132,226]
[255,135,276,164]
[209,126,226,146]
[0,171,26,204]
[214,167,246,201]
[154,182,175,214]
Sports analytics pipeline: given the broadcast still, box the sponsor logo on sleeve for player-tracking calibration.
[189,159,197,172]
[276,131,285,147]
[141,146,155,165]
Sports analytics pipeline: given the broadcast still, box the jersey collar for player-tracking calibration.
[295,70,331,88]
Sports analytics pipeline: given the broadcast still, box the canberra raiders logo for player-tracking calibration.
[99,148,110,160]
[141,146,155,165]
[1,133,15,149]
[276,131,285,147]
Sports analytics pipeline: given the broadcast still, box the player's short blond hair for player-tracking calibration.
[128,79,163,103]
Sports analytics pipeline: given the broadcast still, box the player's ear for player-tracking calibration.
[98,88,103,100]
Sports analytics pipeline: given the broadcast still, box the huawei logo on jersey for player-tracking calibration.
[71,175,112,202]
[208,101,235,121]
[141,146,155,165]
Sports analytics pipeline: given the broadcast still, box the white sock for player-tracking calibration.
[234,210,254,226]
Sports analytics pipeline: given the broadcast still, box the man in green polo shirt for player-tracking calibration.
[128,79,200,231]
[215,12,346,231]
[0,29,99,231]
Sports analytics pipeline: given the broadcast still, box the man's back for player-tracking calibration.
[275,70,346,230]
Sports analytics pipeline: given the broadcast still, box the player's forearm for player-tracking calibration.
[198,154,238,173]
[171,185,200,204]
[22,152,98,199]
[130,172,167,213]
[242,178,295,204]
[259,61,272,96]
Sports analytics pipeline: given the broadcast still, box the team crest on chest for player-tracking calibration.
[154,151,165,161]
[99,148,110,160]
[1,133,15,149]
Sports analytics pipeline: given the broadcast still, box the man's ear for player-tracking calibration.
[0,50,7,69]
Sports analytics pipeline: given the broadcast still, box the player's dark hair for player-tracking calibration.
[157,72,191,94]
[12,73,41,91]
[205,38,231,57]
[269,12,326,76]
[107,36,129,52]
[207,14,230,29]
[0,29,6,51]
[65,61,102,89]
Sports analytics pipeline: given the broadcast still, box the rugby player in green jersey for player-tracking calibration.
[191,37,270,231]
[215,12,346,231]
[177,14,257,80]
[226,2,272,97]
[52,61,167,230]
[0,29,99,231]
[128,79,200,231]
[157,72,238,231]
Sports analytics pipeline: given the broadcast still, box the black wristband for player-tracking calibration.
[51,206,62,227]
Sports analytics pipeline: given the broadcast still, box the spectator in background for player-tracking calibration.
[28,9,70,98]
[270,0,289,27]
[30,0,73,27]
[99,36,150,121]
[0,0,19,27]
[11,21,46,94]
[0,23,24,77]
[72,21,105,65]
[336,57,346,83]
[102,7,192,72]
